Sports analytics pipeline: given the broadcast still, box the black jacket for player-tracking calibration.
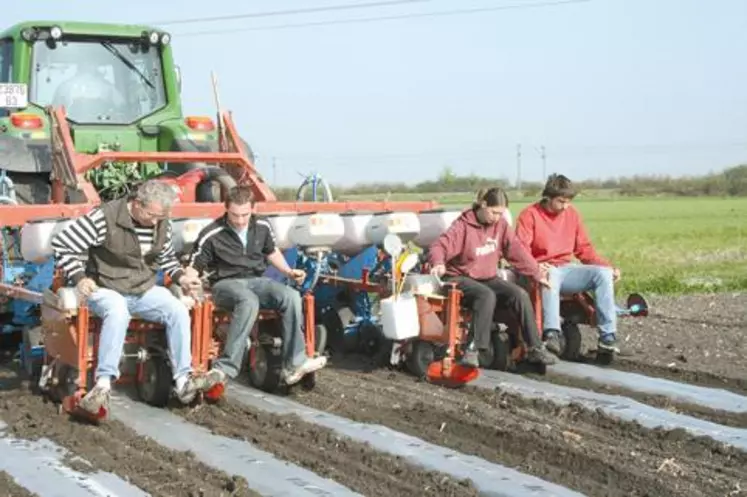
[189,214,277,284]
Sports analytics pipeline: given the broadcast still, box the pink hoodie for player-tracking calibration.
[428,208,542,281]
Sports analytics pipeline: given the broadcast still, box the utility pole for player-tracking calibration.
[516,144,522,191]
[536,145,547,181]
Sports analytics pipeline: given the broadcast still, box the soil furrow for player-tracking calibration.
[172,397,480,497]
[0,470,38,497]
[290,362,747,497]
[525,371,747,428]
[0,369,259,497]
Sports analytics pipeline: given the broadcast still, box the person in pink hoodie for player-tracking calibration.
[428,187,556,368]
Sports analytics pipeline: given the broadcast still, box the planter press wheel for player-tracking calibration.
[136,352,173,408]
[559,322,583,361]
[596,348,615,365]
[21,327,44,385]
[249,342,283,393]
[314,324,328,356]
[406,339,436,379]
[298,324,329,392]
[478,330,511,371]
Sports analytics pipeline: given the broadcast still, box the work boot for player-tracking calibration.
[283,356,328,386]
[175,369,226,404]
[598,334,620,354]
[459,349,480,368]
[543,330,562,356]
[78,383,111,415]
[525,345,557,365]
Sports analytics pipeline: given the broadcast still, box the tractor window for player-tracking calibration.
[0,39,12,83]
[29,38,167,124]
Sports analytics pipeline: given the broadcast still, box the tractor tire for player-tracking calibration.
[7,172,51,205]
[136,352,173,408]
[479,330,511,371]
[559,322,583,361]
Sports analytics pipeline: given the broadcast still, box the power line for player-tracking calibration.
[172,0,591,37]
[148,0,430,26]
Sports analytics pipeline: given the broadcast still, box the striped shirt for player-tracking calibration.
[51,207,182,283]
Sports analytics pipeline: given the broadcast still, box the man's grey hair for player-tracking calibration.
[134,179,179,210]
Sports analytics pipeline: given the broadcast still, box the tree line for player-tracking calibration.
[270,164,747,201]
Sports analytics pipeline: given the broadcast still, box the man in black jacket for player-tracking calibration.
[188,186,327,385]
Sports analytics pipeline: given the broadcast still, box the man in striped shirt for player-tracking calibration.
[51,180,225,416]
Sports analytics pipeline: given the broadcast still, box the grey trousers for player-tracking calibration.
[211,276,307,378]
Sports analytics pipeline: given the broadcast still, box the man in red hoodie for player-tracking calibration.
[515,174,620,356]
[428,187,556,368]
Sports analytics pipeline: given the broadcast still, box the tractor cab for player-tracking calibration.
[28,28,169,126]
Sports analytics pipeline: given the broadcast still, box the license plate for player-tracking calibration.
[0,83,28,109]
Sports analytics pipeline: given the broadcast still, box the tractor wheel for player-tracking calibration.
[478,330,511,371]
[406,339,435,379]
[136,353,173,408]
[559,323,583,361]
[7,172,51,205]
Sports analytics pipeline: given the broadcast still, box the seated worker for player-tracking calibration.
[50,180,225,416]
[428,187,556,367]
[188,186,327,385]
[515,174,621,355]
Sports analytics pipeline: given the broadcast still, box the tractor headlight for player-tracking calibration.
[160,32,171,45]
[149,31,160,44]
[49,26,63,40]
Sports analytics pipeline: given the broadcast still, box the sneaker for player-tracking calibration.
[78,383,111,415]
[598,335,620,354]
[459,349,480,368]
[543,330,561,356]
[282,356,328,386]
[175,369,227,404]
[525,345,557,365]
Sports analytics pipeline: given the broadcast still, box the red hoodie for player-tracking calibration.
[428,208,542,281]
[515,202,611,267]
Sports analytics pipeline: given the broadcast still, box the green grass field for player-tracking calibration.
[340,193,747,296]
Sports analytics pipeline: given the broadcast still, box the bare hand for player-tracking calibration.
[183,266,200,279]
[538,275,552,290]
[287,268,306,285]
[612,267,621,282]
[76,277,98,298]
[179,274,202,295]
[430,264,446,278]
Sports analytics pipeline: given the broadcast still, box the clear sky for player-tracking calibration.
[5,0,747,187]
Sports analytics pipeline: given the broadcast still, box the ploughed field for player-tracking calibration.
[1,291,746,497]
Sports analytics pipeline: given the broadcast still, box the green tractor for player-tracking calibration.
[0,20,253,205]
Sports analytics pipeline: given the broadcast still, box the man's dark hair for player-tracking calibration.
[541,174,577,199]
[225,185,255,207]
[473,187,509,209]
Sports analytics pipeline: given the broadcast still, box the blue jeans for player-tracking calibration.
[542,264,616,339]
[211,277,307,378]
[87,285,193,382]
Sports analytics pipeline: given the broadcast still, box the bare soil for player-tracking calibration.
[0,367,259,497]
[584,292,747,395]
[0,471,38,497]
[290,360,747,497]
[174,397,480,497]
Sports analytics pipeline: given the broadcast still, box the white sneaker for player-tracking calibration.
[79,383,111,415]
[283,356,328,386]
[174,369,226,404]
